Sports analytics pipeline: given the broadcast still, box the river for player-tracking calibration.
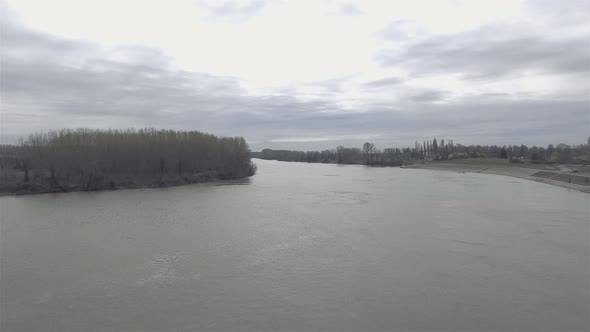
[1,159,588,330]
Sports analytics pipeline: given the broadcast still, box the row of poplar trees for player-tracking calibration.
[0,128,256,191]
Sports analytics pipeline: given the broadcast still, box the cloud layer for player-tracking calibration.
[377,25,589,80]
[1,0,589,150]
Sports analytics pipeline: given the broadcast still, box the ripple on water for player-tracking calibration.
[136,252,185,287]
[308,191,370,205]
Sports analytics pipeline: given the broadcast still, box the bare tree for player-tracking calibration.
[363,142,376,164]
[0,128,256,193]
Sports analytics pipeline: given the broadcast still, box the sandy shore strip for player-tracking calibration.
[404,163,590,193]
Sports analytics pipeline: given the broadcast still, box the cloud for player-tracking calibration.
[1,28,242,120]
[338,3,365,16]
[272,134,380,143]
[409,90,448,102]
[1,18,357,146]
[248,97,588,150]
[363,77,403,88]
[197,0,268,21]
[1,19,234,136]
[1,3,588,151]
[377,24,590,80]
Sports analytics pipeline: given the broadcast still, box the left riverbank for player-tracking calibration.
[0,128,256,196]
[0,169,255,196]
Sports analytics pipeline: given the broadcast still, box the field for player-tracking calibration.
[432,158,560,170]
[567,165,590,174]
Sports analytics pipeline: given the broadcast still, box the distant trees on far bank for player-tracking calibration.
[252,138,590,166]
[252,144,403,166]
[0,128,256,194]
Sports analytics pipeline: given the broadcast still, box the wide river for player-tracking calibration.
[1,159,588,331]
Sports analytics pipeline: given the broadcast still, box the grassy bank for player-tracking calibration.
[429,158,560,170]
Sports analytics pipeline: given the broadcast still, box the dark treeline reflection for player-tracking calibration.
[253,138,590,166]
[0,128,256,194]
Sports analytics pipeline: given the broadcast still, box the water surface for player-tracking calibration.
[1,159,588,330]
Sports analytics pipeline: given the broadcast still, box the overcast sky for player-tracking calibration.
[1,0,589,150]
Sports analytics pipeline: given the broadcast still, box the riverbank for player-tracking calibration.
[404,162,590,193]
[0,128,257,196]
[0,170,254,196]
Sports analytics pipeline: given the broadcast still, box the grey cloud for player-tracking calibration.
[0,19,345,144]
[409,90,447,102]
[338,3,365,16]
[375,1,590,81]
[1,18,587,150]
[377,24,590,79]
[1,18,95,63]
[2,54,242,120]
[250,99,588,150]
[197,0,268,21]
[2,21,234,132]
[292,75,358,97]
[363,77,403,88]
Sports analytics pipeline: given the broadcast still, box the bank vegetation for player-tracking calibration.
[0,128,256,194]
[252,138,590,167]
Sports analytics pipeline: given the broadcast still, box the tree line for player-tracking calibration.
[0,128,256,194]
[252,138,590,166]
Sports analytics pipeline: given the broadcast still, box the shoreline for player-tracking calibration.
[254,158,590,193]
[404,163,590,193]
[0,173,253,197]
